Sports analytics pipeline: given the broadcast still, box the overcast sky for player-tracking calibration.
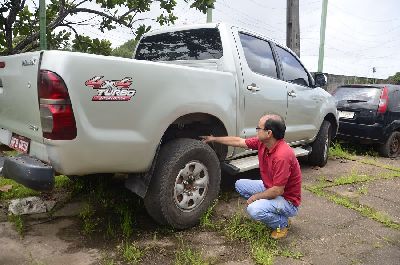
[63,0,400,79]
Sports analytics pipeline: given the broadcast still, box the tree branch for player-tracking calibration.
[72,7,130,26]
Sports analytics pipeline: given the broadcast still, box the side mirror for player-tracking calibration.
[314,73,327,87]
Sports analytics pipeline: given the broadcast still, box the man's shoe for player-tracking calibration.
[271,227,288,239]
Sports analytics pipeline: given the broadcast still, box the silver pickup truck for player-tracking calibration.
[0,23,338,228]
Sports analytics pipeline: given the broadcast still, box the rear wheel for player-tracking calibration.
[379,131,400,158]
[144,138,221,229]
[308,120,332,167]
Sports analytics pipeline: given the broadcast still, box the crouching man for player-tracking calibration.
[201,114,301,239]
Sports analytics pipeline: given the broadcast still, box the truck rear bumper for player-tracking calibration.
[1,155,54,191]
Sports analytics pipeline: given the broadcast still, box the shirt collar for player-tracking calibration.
[265,139,283,154]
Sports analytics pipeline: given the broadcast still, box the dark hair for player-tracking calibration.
[264,117,286,140]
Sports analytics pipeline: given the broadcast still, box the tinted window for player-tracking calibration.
[276,46,309,86]
[239,33,277,78]
[333,87,381,106]
[135,28,223,61]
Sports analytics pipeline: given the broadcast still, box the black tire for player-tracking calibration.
[144,138,221,229]
[379,131,400,158]
[308,120,332,167]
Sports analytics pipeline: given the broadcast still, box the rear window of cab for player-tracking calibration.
[135,28,223,62]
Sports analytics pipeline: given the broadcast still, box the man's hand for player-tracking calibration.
[199,136,248,148]
[246,186,285,205]
[247,194,259,205]
[200,135,215,143]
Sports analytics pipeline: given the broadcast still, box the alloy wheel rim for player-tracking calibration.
[174,161,209,212]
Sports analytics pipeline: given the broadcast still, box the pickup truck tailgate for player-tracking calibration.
[0,52,43,145]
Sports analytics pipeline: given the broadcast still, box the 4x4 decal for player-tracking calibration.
[85,76,136,101]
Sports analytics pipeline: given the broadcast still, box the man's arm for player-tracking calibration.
[201,136,248,148]
[246,186,284,205]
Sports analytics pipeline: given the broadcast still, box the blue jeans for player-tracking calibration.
[235,179,298,229]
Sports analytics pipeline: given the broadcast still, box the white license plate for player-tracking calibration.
[338,111,354,119]
[9,133,30,154]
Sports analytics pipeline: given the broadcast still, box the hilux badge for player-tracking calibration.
[22,58,37,66]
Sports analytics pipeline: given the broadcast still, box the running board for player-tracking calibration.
[225,146,310,174]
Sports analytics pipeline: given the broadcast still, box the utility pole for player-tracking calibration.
[317,0,328,72]
[206,7,213,23]
[39,0,47,50]
[286,0,300,56]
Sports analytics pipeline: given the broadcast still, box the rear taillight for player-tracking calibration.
[377,86,389,114]
[0,62,5,68]
[38,70,77,140]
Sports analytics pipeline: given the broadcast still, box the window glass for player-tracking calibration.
[238,33,277,78]
[332,86,381,106]
[276,46,309,86]
[135,28,223,61]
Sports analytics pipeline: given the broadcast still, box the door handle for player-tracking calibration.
[247,83,260,92]
[288,90,297,97]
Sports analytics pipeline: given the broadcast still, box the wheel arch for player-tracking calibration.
[324,112,338,139]
[161,112,229,161]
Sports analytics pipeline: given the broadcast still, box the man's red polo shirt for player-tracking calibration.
[245,137,302,207]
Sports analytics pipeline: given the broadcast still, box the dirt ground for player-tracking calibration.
[0,150,399,265]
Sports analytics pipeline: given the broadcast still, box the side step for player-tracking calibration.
[223,146,310,174]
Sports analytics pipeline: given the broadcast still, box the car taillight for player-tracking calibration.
[38,70,77,140]
[0,62,5,68]
[377,86,389,114]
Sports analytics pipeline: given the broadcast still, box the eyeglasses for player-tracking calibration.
[256,127,266,131]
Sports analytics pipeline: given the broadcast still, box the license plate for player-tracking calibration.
[9,133,30,154]
[338,111,354,119]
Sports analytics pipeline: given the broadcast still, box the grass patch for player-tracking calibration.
[101,255,116,265]
[251,244,275,265]
[2,150,19,157]
[0,177,39,200]
[120,242,144,264]
[333,173,374,185]
[331,142,379,158]
[79,203,98,235]
[306,179,400,230]
[54,175,73,189]
[74,175,142,238]
[277,248,304,259]
[329,143,356,160]
[223,212,280,264]
[200,199,219,229]
[8,214,24,236]
[359,158,400,172]
[174,245,209,265]
[0,174,74,201]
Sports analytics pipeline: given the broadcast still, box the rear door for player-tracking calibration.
[234,32,288,139]
[0,52,43,149]
[333,86,382,125]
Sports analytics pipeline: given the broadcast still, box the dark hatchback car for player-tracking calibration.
[332,84,400,157]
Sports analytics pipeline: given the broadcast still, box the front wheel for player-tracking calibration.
[379,131,400,158]
[308,120,332,167]
[144,138,221,229]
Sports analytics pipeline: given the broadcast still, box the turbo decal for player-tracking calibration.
[85,76,136,101]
